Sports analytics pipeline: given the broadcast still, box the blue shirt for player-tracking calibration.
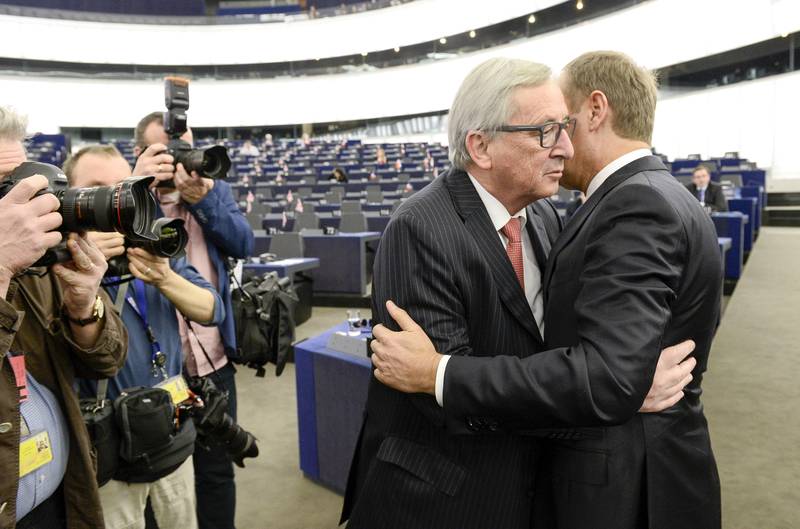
[80,256,224,401]
[15,362,69,521]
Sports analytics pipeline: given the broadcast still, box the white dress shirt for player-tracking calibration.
[585,148,652,199]
[434,174,544,406]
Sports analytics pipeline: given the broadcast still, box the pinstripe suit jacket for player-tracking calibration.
[341,168,562,529]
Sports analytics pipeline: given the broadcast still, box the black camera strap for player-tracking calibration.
[181,315,221,379]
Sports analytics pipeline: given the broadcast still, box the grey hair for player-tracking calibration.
[0,106,28,142]
[448,58,552,170]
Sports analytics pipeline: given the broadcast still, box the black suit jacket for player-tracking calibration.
[686,181,728,211]
[341,169,562,529]
[443,156,722,529]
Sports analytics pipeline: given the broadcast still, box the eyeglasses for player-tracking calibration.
[495,117,576,148]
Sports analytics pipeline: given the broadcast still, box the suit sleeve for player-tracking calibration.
[187,180,255,259]
[443,184,686,427]
[373,211,472,427]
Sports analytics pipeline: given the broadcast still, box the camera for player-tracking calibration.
[182,375,259,468]
[105,217,189,277]
[0,161,159,267]
[160,77,230,183]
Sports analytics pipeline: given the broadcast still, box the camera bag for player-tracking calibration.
[230,270,298,377]
[113,386,196,483]
[78,380,119,487]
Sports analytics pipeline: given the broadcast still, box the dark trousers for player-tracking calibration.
[194,362,238,529]
[17,485,65,529]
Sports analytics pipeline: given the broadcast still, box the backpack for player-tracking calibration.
[231,271,298,377]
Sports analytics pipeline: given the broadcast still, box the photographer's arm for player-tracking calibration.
[127,248,222,325]
[181,170,254,259]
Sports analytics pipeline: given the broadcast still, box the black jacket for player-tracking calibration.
[686,181,728,211]
[443,156,722,529]
[341,168,562,529]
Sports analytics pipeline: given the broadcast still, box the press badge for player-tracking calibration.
[19,431,53,477]
[156,376,190,405]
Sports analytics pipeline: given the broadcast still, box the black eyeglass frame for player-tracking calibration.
[494,117,577,148]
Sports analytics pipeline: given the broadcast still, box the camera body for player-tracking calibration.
[181,375,259,468]
[161,77,230,182]
[0,161,159,267]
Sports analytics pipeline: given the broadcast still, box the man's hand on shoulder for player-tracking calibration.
[370,300,441,395]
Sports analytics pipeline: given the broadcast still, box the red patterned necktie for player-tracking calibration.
[500,217,525,291]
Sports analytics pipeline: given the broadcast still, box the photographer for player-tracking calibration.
[133,112,254,529]
[0,109,127,529]
[66,145,224,529]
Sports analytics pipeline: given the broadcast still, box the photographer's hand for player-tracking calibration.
[128,247,216,323]
[53,234,109,348]
[132,143,175,184]
[174,163,213,204]
[126,247,170,286]
[87,231,126,261]
[0,174,62,298]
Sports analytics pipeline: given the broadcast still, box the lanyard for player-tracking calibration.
[109,279,168,380]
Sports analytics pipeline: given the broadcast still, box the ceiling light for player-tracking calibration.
[439,37,447,44]
[469,30,476,38]
[394,46,400,52]
[781,32,789,38]
[315,57,320,61]
[361,52,368,57]
[576,0,584,10]
[528,14,536,23]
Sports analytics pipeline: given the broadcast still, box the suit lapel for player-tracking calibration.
[543,155,668,292]
[445,169,544,344]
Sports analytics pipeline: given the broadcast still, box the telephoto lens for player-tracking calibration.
[0,162,161,267]
[105,217,188,277]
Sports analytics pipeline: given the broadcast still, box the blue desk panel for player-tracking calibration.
[727,198,757,252]
[294,324,372,492]
[712,212,746,279]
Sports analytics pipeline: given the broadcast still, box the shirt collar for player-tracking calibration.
[467,172,527,232]
[585,148,652,199]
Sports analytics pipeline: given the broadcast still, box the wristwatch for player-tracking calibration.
[65,296,105,326]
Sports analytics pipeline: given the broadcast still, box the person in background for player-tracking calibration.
[65,144,224,529]
[375,146,387,165]
[133,111,254,529]
[329,166,348,183]
[238,140,260,157]
[565,190,586,219]
[686,164,728,212]
[0,105,127,529]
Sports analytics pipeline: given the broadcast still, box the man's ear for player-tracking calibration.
[465,130,492,170]
[587,90,610,132]
[133,145,142,157]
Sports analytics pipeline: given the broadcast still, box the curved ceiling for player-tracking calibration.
[5,0,800,132]
[0,0,558,65]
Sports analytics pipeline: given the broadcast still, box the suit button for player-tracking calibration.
[0,423,11,434]
[488,421,499,432]
[466,418,479,431]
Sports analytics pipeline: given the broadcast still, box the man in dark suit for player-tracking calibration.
[686,165,728,211]
[371,51,721,529]
[344,57,695,529]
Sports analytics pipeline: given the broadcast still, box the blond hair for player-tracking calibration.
[562,51,658,144]
[448,58,552,170]
[63,144,124,185]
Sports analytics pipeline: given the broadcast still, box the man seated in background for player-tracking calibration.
[238,140,260,157]
[686,164,728,211]
[65,145,224,529]
[133,111,254,529]
[0,106,127,528]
